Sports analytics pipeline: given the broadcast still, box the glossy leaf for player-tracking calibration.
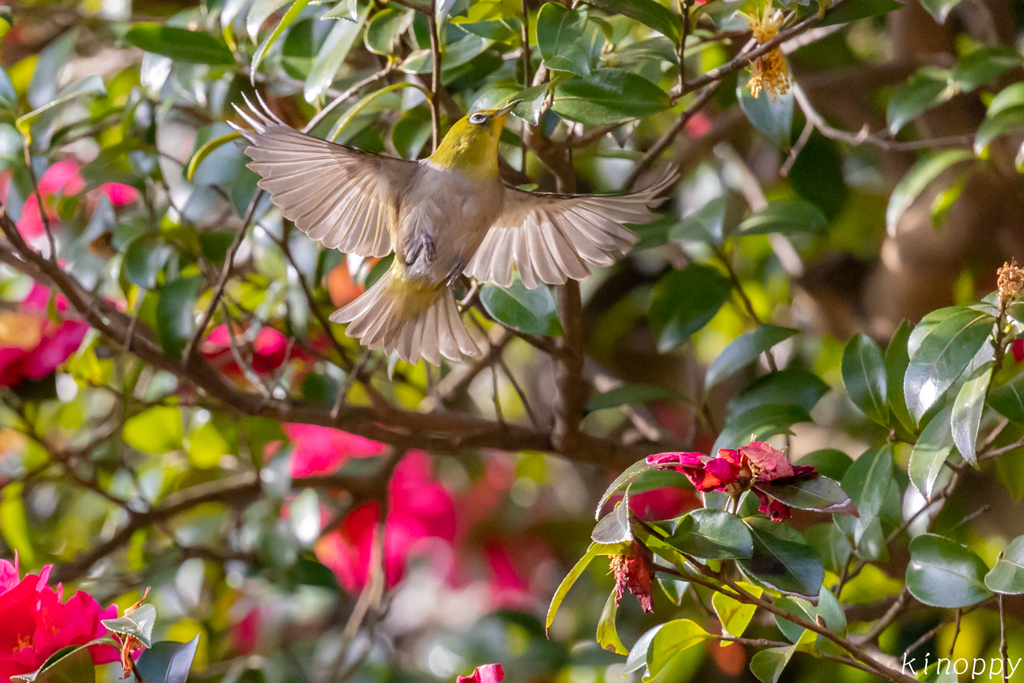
[736,199,828,236]
[705,325,798,388]
[805,523,852,575]
[480,280,563,336]
[649,264,732,352]
[726,369,830,417]
[125,24,235,65]
[252,0,313,77]
[102,604,156,648]
[886,320,918,435]
[156,276,200,359]
[712,582,762,638]
[546,541,627,633]
[921,0,964,23]
[841,445,893,544]
[136,637,201,683]
[985,536,1024,594]
[711,404,813,455]
[624,625,663,675]
[904,307,993,422]
[886,150,974,236]
[754,476,857,516]
[596,458,655,519]
[647,619,710,678]
[365,8,412,55]
[842,334,889,427]
[738,72,793,147]
[951,47,1021,91]
[950,364,992,466]
[17,645,96,683]
[669,196,727,244]
[738,516,824,597]
[536,3,590,77]
[975,106,1024,155]
[304,7,368,104]
[749,644,797,683]
[592,497,632,544]
[909,405,958,501]
[552,69,672,125]
[906,533,992,608]
[585,0,680,41]
[887,70,949,134]
[666,509,754,560]
[988,374,1024,425]
[596,590,627,654]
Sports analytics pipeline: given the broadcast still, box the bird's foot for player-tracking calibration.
[405,235,438,267]
[445,259,467,287]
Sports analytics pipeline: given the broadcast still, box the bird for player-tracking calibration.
[232,96,677,366]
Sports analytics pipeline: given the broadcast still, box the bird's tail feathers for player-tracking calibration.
[330,271,485,365]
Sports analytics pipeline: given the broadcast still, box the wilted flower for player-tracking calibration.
[997,259,1024,307]
[647,440,817,521]
[116,587,151,679]
[457,663,505,683]
[610,541,654,614]
[0,283,88,388]
[0,556,119,680]
[741,5,790,100]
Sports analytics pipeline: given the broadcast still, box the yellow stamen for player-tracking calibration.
[741,5,791,101]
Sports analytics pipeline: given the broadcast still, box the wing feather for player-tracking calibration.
[466,167,678,288]
[231,105,416,259]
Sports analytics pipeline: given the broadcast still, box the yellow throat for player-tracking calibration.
[427,102,518,176]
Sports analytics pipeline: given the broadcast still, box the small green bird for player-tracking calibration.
[234,98,676,365]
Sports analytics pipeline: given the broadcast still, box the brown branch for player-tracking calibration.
[427,2,442,151]
[552,280,587,456]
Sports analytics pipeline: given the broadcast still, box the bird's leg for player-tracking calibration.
[404,234,437,267]
[444,259,467,287]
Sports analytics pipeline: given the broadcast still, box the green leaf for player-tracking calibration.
[711,404,812,454]
[585,0,680,41]
[647,619,711,678]
[738,516,824,597]
[795,449,853,481]
[596,457,655,519]
[909,405,959,501]
[738,72,793,147]
[323,0,359,21]
[123,239,169,290]
[904,307,994,422]
[705,324,798,389]
[886,150,973,236]
[125,24,235,65]
[536,3,590,77]
[15,76,107,138]
[588,383,686,411]
[16,645,96,683]
[187,132,243,182]
[712,582,762,638]
[669,196,727,244]
[552,69,671,125]
[102,604,156,648]
[247,0,290,41]
[989,83,1024,118]
[136,637,201,683]
[510,84,550,126]
[886,320,918,436]
[252,0,313,77]
[649,264,732,352]
[545,542,627,633]
[842,333,889,427]
[726,369,830,417]
[480,279,563,336]
[951,47,1021,92]
[0,483,34,565]
[805,523,852,575]
[305,8,369,104]
[975,105,1024,155]
[887,70,950,134]
[657,575,690,605]
[754,476,857,516]
[123,406,185,455]
[772,596,811,643]
[920,0,964,23]
[156,276,201,359]
[749,644,797,683]
[597,590,627,654]
[840,445,893,544]
[818,0,903,25]
[736,199,828,236]
[624,625,663,675]
[365,8,412,55]
[906,533,992,608]
[592,498,633,544]
[985,536,1024,594]
[950,364,992,466]
[988,373,1024,425]
[666,509,754,560]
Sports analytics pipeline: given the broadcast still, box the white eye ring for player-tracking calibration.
[469,112,487,124]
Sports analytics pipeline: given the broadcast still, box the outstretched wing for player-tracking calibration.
[231,98,417,258]
[466,168,678,289]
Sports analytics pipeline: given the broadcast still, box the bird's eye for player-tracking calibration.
[469,112,488,124]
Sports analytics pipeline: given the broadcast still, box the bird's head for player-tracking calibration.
[428,100,521,174]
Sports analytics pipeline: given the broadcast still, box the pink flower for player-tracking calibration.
[457,664,505,683]
[0,284,88,388]
[315,450,456,591]
[101,183,139,206]
[284,424,386,478]
[202,324,310,385]
[0,557,118,680]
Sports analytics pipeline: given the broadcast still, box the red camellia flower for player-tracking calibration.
[647,441,818,521]
[0,283,88,388]
[0,556,119,679]
[1012,338,1024,363]
[201,324,310,383]
[457,663,505,683]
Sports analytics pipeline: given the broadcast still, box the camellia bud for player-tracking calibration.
[997,259,1024,307]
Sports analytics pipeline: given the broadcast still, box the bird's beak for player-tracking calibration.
[495,99,523,117]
